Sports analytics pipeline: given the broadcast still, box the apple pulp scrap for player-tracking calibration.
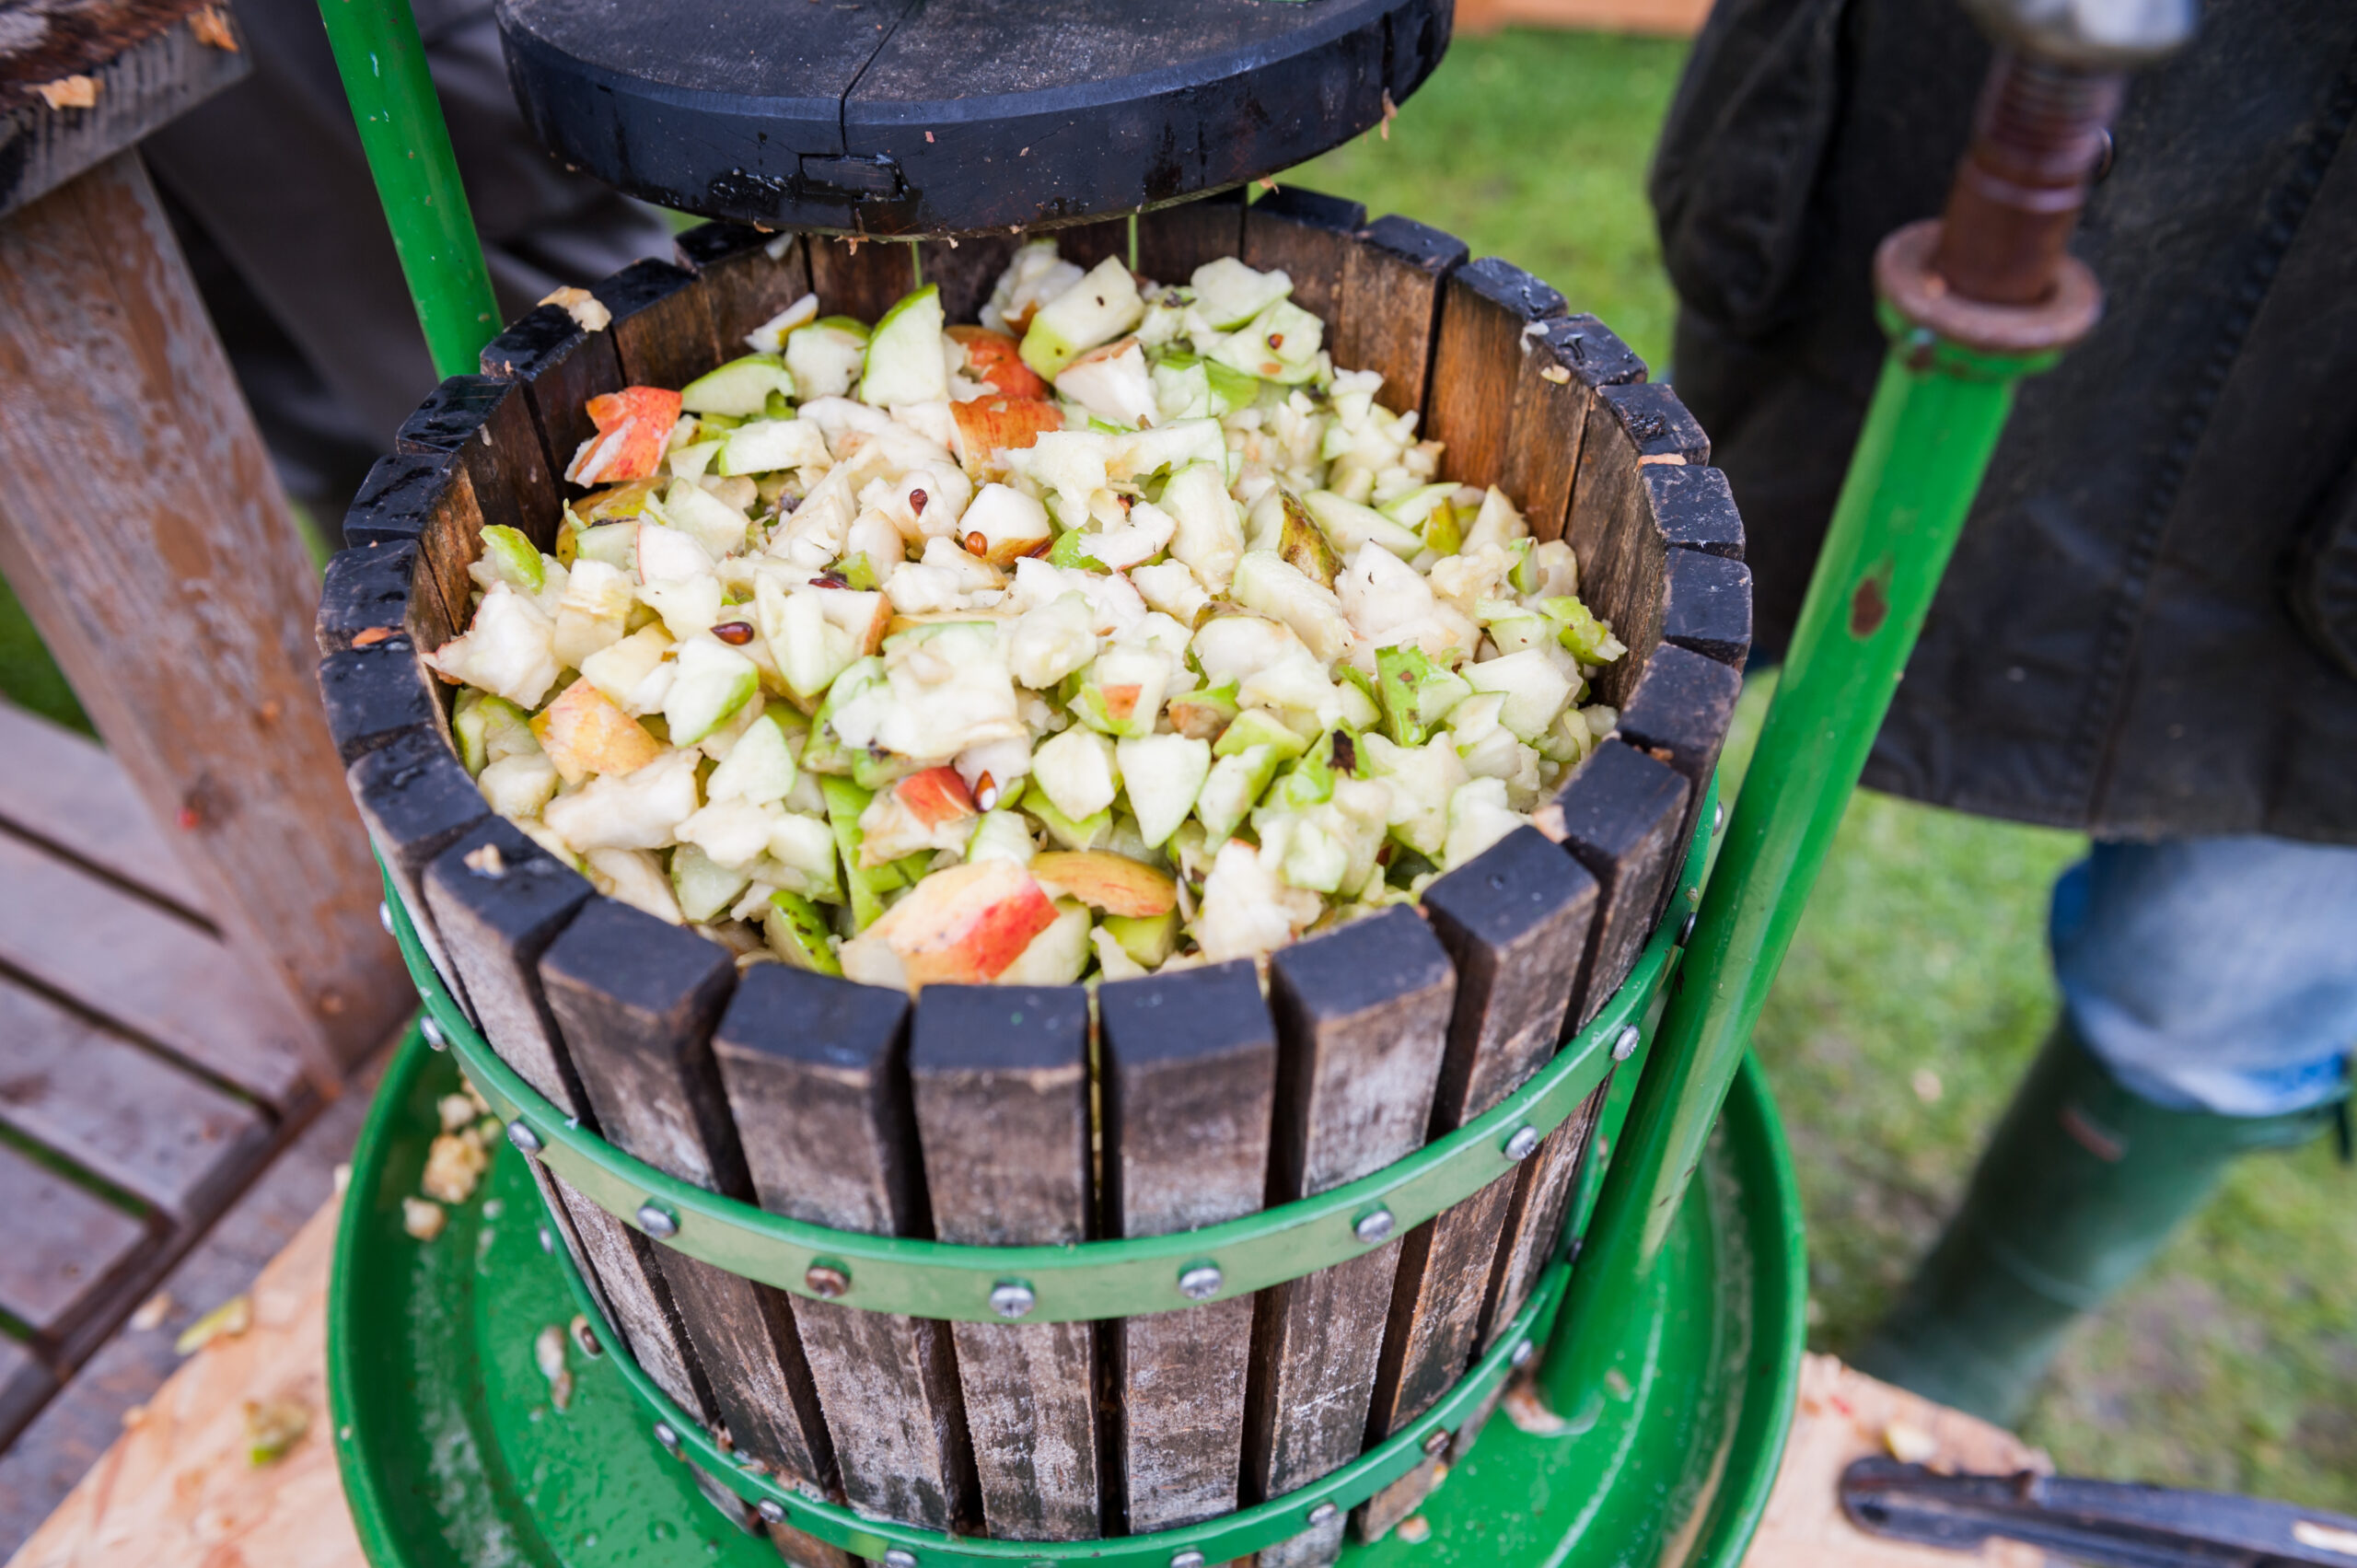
[1028,850,1178,918]
[566,386,683,485]
[851,858,1059,990]
[948,326,1050,400]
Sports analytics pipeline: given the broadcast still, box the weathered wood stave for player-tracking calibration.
[313,192,1748,1559]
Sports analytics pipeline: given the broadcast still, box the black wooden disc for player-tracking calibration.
[496,0,1450,238]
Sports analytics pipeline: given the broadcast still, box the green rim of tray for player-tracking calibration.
[382,779,1712,1324]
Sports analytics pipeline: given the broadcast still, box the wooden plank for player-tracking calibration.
[1354,829,1597,1540]
[0,703,212,922]
[1098,960,1276,1534]
[314,640,440,767]
[909,982,1101,1543]
[0,1141,148,1339]
[1542,739,1689,1027]
[0,1332,59,1457]
[315,541,421,656]
[1457,0,1710,36]
[676,226,815,351]
[1040,215,1132,275]
[0,151,412,1080]
[540,900,840,1497]
[480,303,626,499]
[1562,384,1715,703]
[1243,187,1366,335]
[346,729,490,1001]
[0,830,307,1106]
[922,233,1022,331]
[1135,187,1248,286]
[334,455,468,653]
[422,818,716,1426]
[593,258,724,391]
[1661,548,1756,670]
[1476,1078,1611,1353]
[0,978,270,1225]
[394,374,561,553]
[1504,314,1648,544]
[1248,907,1455,1566]
[1336,215,1467,418]
[807,238,918,330]
[713,965,973,1532]
[1617,642,1744,909]
[1422,258,1569,493]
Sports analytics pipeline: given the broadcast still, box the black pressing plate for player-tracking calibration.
[496,0,1450,237]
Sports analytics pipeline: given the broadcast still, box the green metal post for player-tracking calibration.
[315,0,502,378]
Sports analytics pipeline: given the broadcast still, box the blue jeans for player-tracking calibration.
[2052,838,2357,1117]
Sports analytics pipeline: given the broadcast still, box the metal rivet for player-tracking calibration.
[654,1421,680,1455]
[1307,1501,1340,1527]
[377,901,394,935]
[805,1263,850,1299]
[884,1550,920,1568]
[989,1281,1037,1319]
[1353,1207,1395,1245]
[1177,1264,1224,1301]
[1511,1339,1536,1367]
[756,1499,786,1525]
[1503,1125,1540,1162]
[419,1016,447,1051]
[506,1120,543,1156]
[538,1225,553,1254]
[1422,1427,1453,1457]
[1169,1552,1207,1568]
[637,1201,679,1238]
[1678,911,1698,945]
[1713,801,1724,834]
[1612,1025,1640,1062]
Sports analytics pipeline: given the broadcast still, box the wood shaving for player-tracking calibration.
[1636,453,1688,466]
[538,286,610,332]
[1540,366,1572,385]
[350,626,393,647]
[462,842,506,877]
[175,1294,250,1355]
[129,1291,173,1331]
[34,75,99,110]
[189,6,237,50]
[535,1323,573,1411]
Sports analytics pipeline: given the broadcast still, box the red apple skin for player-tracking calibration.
[531,678,662,784]
[1028,851,1178,918]
[948,326,1050,400]
[872,861,1060,987]
[897,766,979,829]
[572,387,682,483]
[951,397,1065,479]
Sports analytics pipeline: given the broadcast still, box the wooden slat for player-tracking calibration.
[676,225,815,351]
[1336,215,1468,418]
[1477,1078,1611,1353]
[1617,642,1744,910]
[1562,385,1716,704]
[1423,258,1569,493]
[1135,187,1248,287]
[0,152,411,1081]
[1354,829,1597,1540]
[421,819,715,1425]
[1661,548,1756,670]
[909,983,1101,1543]
[593,258,724,391]
[1248,907,1455,1567]
[923,233,1022,329]
[333,450,472,647]
[807,238,919,329]
[0,978,269,1225]
[0,1140,148,1338]
[1504,314,1648,545]
[0,703,211,921]
[315,640,440,767]
[713,965,973,1532]
[540,900,839,1497]
[346,729,489,1003]
[0,831,307,1106]
[480,303,626,501]
[394,374,561,552]
[1041,215,1132,274]
[315,541,422,656]
[1098,960,1275,1534]
[1546,739,1689,1027]
[1242,188,1366,338]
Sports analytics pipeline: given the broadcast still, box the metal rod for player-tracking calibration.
[314,0,502,379]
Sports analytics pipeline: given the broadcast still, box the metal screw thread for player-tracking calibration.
[1933,51,2125,305]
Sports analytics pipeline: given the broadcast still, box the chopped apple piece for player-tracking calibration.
[566,387,682,485]
[853,859,1060,990]
[1053,338,1157,428]
[947,325,1050,399]
[1028,851,1178,918]
[956,483,1055,567]
[856,765,979,865]
[1020,256,1144,379]
[860,285,950,407]
[531,678,663,784]
[950,396,1065,480]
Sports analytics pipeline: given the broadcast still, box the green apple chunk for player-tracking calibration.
[469,524,546,595]
[705,709,797,805]
[1306,490,1422,561]
[1188,257,1293,330]
[1376,644,1474,746]
[859,285,950,407]
[1101,909,1179,968]
[717,418,830,476]
[1277,491,1341,587]
[1020,257,1145,379]
[1462,649,1573,741]
[680,354,796,418]
[785,319,869,401]
[672,843,753,923]
[1230,551,1353,663]
[1194,742,1283,842]
[663,635,760,746]
[452,689,537,776]
[1213,706,1308,761]
[762,889,843,973]
[1114,734,1211,848]
[1020,781,1114,852]
[1210,299,1324,384]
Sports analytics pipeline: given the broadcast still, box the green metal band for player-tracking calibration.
[540,1186,1570,1566]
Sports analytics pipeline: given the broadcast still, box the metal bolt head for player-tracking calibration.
[1170,1551,1208,1568]
[1612,1024,1641,1062]
[1957,0,2194,68]
[755,1498,785,1525]
[1177,1264,1224,1301]
[506,1120,543,1156]
[419,1016,447,1051]
[653,1421,680,1455]
[637,1201,679,1239]
[1353,1207,1395,1246]
[377,901,394,935]
[1422,1427,1453,1457]
[989,1281,1037,1319]
[1713,800,1724,834]
[1503,1125,1540,1162]
[1511,1339,1536,1368]
[805,1262,850,1299]
[1678,911,1698,945]
[884,1550,920,1568]
[1307,1501,1340,1527]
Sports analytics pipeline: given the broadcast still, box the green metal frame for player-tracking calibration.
[380,782,1713,1325]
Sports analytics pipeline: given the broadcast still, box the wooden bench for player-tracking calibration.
[314,189,1753,1562]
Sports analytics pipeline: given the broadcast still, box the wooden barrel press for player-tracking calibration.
[313,186,1753,1564]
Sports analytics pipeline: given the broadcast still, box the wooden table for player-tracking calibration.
[3,1180,2048,1568]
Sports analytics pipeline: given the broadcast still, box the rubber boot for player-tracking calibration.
[1854,1022,2340,1426]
